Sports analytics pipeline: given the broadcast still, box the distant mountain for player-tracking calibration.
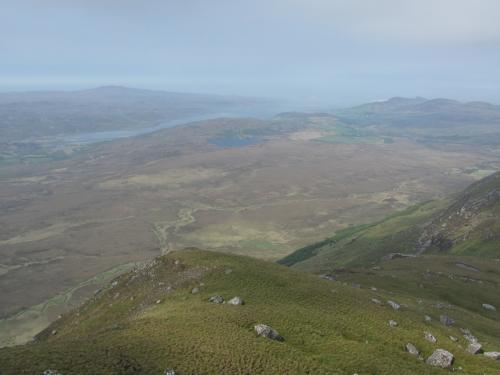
[0,86,271,142]
[280,171,500,270]
[2,249,500,374]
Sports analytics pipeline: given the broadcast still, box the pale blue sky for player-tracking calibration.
[1,0,500,105]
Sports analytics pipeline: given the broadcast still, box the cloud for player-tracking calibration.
[285,0,500,45]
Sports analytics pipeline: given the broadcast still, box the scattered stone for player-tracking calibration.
[387,300,401,310]
[439,314,455,326]
[449,336,458,342]
[371,298,382,305]
[254,324,284,341]
[51,330,57,336]
[484,352,500,360]
[405,343,420,356]
[455,262,479,272]
[467,343,483,354]
[42,371,62,375]
[164,369,177,375]
[319,274,336,281]
[209,295,225,304]
[113,292,120,299]
[426,349,454,368]
[424,331,437,343]
[424,315,432,323]
[482,303,496,311]
[111,280,118,287]
[228,296,245,305]
[389,320,398,327]
[461,328,478,344]
[191,287,200,294]
[156,299,162,304]
[174,260,180,265]
[351,283,361,289]
[371,286,378,291]
[224,268,233,274]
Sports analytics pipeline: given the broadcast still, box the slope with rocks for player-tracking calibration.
[2,249,500,374]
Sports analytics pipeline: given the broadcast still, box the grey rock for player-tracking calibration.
[467,342,483,354]
[164,369,177,375]
[371,298,382,305]
[461,328,478,344]
[424,331,437,343]
[209,295,224,304]
[388,320,398,327]
[482,303,496,311]
[254,324,284,341]
[439,314,455,326]
[484,352,500,360]
[51,330,57,336]
[387,300,401,310]
[228,296,244,305]
[191,287,200,294]
[424,315,432,323]
[405,343,420,356]
[224,268,233,274]
[42,371,62,375]
[426,349,454,368]
[449,336,458,342]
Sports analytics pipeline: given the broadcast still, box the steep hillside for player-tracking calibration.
[2,249,499,374]
[281,172,500,270]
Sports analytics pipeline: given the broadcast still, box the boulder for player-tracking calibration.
[387,300,401,310]
[484,352,500,360]
[228,296,245,305]
[405,343,420,356]
[439,315,455,326]
[209,295,224,304]
[388,320,398,327]
[467,343,483,354]
[254,324,284,341]
[424,331,437,343]
[461,328,478,344]
[426,349,454,368]
[482,303,496,311]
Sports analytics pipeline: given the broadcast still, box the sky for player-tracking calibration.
[1,0,500,105]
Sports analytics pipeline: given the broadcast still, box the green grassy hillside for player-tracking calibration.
[2,249,499,374]
[281,172,500,271]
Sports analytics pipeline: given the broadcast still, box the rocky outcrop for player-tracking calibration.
[405,343,419,356]
[424,332,437,343]
[482,303,496,311]
[439,315,455,326]
[387,300,401,310]
[484,352,500,360]
[467,343,483,354]
[228,296,245,305]
[209,295,225,304]
[254,324,284,342]
[426,349,454,368]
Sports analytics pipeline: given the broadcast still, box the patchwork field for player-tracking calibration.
[2,112,500,346]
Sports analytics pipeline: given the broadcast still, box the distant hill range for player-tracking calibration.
[0,86,272,142]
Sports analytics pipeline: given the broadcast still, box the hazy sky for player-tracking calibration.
[1,0,500,105]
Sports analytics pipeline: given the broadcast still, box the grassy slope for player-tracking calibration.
[2,249,499,374]
[283,172,500,272]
